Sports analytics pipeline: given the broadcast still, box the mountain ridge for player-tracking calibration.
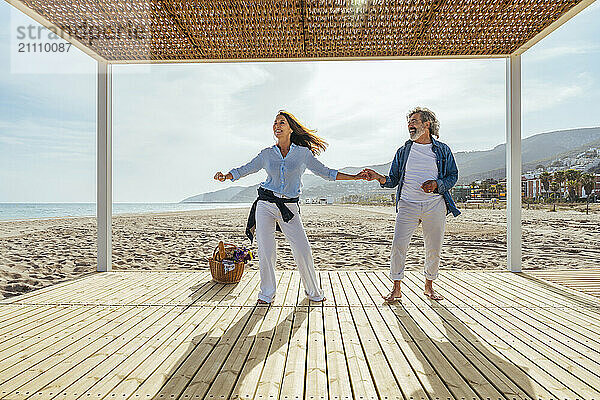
[181,126,600,202]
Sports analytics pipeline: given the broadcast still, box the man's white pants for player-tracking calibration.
[255,200,325,303]
[391,196,447,281]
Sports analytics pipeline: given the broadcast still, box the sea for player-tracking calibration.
[0,203,252,221]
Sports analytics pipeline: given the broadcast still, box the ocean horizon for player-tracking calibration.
[0,202,253,221]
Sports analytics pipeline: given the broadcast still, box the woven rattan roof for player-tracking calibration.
[12,0,590,62]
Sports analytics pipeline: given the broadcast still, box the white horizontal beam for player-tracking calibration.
[104,54,509,64]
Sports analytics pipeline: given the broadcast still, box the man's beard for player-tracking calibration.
[410,127,427,141]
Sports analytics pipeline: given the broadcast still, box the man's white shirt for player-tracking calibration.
[400,142,442,202]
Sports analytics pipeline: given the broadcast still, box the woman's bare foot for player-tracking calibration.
[424,279,443,300]
[311,297,326,303]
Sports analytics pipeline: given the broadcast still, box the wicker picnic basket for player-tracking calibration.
[209,242,245,284]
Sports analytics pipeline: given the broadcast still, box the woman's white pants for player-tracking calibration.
[255,200,325,303]
[390,196,447,281]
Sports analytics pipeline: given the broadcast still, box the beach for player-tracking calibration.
[1,204,599,300]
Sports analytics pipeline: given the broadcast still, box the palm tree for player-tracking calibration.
[540,172,552,200]
[580,173,595,197]
[553,171,566,200]
[565,169,582,201]
[550,181,560,197]
[550,181,560,211]
[580,173,595,214]
[566,179,579,201]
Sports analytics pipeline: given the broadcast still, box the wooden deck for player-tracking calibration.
[526,269,600,299]
[1,270,600,400]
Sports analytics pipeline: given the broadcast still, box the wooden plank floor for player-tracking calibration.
[525,269,600,298]
[1,270,600,400]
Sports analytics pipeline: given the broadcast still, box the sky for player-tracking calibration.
[0,2,599,203]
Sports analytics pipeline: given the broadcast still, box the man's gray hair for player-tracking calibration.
[407,107,440,138]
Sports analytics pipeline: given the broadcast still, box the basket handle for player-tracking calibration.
[213,242,236,261]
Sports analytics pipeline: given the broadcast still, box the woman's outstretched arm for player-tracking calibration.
[336,171,368,181]
[214,152,264,182]
[305,149,367,181]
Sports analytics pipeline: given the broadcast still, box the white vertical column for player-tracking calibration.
[506,55,522,272]
[97,61,112,272]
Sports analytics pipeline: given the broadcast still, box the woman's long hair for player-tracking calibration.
[278,110,328,156]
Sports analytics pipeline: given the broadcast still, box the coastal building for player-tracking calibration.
[465,170,600,201]
[468,179,506,201]
[450,185,471,202]
[518,172,600,199]
[522,175,542,198]
[591,174,600,197]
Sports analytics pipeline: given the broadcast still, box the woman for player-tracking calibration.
[214,111,366,304]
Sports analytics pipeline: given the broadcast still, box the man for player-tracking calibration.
[363,107,460,301]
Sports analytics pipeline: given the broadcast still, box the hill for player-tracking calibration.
[181,127,600,202]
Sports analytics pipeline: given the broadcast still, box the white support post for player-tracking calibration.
[97,61,112,272]
[506,55,522,272]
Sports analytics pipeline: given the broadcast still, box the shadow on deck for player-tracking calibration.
[0,270,599,399]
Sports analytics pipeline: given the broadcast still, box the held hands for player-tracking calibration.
[360,168,385,184]
[421,180,438,193]
[355,170,370,180]
[214,172,232,182]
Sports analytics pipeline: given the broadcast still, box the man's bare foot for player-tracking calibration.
[257,299,271,305]
[423,289,443,300]
[383,290,402,302]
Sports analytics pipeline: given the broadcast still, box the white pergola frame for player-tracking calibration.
[93,52,520,273]
[97,61,112,272]
[9,0,594,273]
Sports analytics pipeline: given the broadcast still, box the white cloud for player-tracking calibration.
[523,73,590,113]
[0,118,93,156]
[110,64,277,201]
[526,43,600,62]
[297,59,506,159]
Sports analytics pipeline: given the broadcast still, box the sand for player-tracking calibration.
[1,204,599,300]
